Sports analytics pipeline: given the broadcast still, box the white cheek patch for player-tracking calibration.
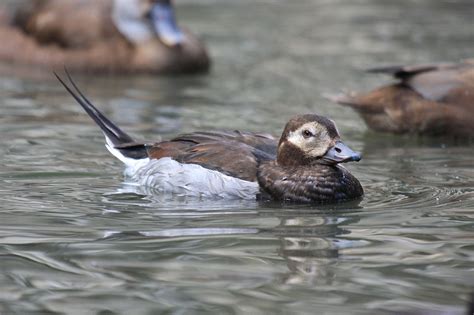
[287,123,331,158]
[287,129,307,148]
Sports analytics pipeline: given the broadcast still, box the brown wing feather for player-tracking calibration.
[147,131,278,182]
[175,130,275,146]
[176,142,260,181]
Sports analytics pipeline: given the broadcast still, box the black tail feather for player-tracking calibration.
[55,70,148,160]
[55,70,135,146]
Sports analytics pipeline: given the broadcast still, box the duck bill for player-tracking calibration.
[150,0,184,47]
[322,141,361,165]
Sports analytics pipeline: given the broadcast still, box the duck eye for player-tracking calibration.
[302,130,313,139]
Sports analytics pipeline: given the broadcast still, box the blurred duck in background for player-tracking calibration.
[0,0,210,74]
[327,60,474,138]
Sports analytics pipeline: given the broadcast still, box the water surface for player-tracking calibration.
[1,0,474,314]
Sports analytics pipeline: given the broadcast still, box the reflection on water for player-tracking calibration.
[1,0,474,314]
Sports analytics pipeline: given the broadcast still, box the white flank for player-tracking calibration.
[104,139,259,199]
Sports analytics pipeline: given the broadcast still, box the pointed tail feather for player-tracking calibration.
[55,70,148,161]
[55,70,134,146]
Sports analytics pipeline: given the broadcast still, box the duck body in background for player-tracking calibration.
[0,0,210,74]
[56,72,363,204]
[327,60,474,138]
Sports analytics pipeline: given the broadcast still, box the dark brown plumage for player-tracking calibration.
[257,162,363,203]
[56,73,363,204]
[0,0,210,74]
[327,60,474,137]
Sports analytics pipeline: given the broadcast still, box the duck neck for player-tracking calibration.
[276,142,314,168]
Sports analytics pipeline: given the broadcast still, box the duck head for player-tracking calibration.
[112,0,184,46]
[277,114,361,167]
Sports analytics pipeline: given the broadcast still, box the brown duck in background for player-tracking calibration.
[0,0,210,74]
[327,60,474,138]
